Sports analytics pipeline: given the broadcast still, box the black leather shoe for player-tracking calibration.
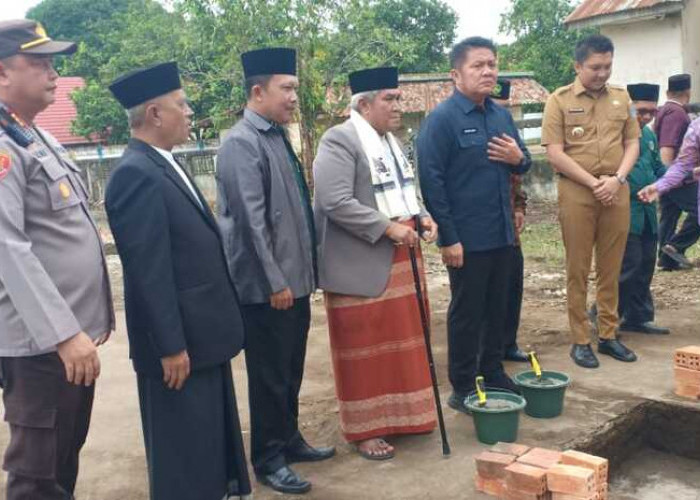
[619,322,670,335]
[661,245,693,269]
[285,439,336,464]
[447,392,470,414]
[256,465,311,495]
[598,339,637,362]
[485,373,521,395]
[570,344,599,368]
[504,346,529,362]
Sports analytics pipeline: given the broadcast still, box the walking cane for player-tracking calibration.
[408,217,451,457]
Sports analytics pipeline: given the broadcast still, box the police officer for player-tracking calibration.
[542,34,639,368]
[0,20,114,499]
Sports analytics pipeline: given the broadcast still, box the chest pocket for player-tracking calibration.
[564,112,593,144]
[606,107,629,136]
[458,131,487,149]
[39,158,82,211]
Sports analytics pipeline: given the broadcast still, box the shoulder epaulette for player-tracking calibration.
[553,84,574,96]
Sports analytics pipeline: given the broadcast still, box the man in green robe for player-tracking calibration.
[617,83,670,334]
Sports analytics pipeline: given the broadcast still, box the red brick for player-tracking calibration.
[560,450,609,484]
[547,464,595,496]
[504,488,551,500]
[597,482,608,500]
[505,462,548,494]
[674,367,700,385]
[675,346,700,371]
[492,442,532,457]
[517,448,563,469]
[674,382,700,399]
[475,451,517,479]
[551,494,598,500]
[475,473,507,497]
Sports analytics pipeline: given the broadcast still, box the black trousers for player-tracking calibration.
[241,296,310,475]
[658,182,700,268]
[503,246,524,352]
[137,364,251,500]
[447,247,512,394]
[619,227,658,325]
[0,353,94,500]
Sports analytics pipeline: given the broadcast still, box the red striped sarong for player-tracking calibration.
[325,242,437,442]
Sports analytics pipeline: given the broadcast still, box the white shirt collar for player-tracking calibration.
[152,145,176,163]
[151,145,204,209]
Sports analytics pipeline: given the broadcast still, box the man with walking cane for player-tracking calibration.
[313,66,444,460]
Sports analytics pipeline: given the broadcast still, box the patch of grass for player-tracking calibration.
[419,216,699,267]
[521,222,565,266]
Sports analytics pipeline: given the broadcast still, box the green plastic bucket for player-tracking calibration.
[514,370,571,419]
[465,391,527,445]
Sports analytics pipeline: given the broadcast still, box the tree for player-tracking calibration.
[498,0,596,91]
[175,0,457,173]
[373,0,457,73]
[31,0,458,155]
[27,0,139,78]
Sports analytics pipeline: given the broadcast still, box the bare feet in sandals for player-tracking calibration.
[356,438,395,461]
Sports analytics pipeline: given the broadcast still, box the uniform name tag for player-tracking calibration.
[568,108,585,114]
[32,147,49,158]
[463,128,478,134]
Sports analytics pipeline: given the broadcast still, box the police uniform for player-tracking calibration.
[541,77,640,346]
[0,19,113,500]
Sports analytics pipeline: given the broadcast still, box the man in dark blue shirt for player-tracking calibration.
[417,37,531,412]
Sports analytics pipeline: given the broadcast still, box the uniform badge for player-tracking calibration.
[571,127,585,138]
[58,181,71,199]
[0,150,11,181]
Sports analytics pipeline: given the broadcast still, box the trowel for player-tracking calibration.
[475,375,487,407]
[528,351,543,381]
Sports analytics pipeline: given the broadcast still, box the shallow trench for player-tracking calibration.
[567,400,700,499]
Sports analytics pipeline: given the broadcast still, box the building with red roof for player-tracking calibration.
[35,76,96,147]
[565,0,699,102]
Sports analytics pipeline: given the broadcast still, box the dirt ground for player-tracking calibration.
[1,202,699,499]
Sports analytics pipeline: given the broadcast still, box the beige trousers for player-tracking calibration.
[557,177,630,344]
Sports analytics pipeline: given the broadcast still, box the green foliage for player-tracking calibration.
[175,0,457,168]
[31,0,188,143]
[498,0,596,91]
[31,0,457,149]
[373,0,457,73]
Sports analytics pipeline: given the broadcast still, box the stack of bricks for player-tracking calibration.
[547,450,609,500]
[474,444,609,500]
[674,345,700,399]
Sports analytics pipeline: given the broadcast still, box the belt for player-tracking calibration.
[556,172,615,179]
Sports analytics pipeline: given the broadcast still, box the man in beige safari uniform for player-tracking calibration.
[541,34,639,369]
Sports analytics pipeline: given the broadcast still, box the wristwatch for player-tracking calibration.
[614,173,627,185]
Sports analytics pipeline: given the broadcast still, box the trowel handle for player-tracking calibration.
[528,351,542,379]
[475,376,487,406]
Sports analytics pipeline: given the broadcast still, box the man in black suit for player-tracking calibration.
[104,62,251,500]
